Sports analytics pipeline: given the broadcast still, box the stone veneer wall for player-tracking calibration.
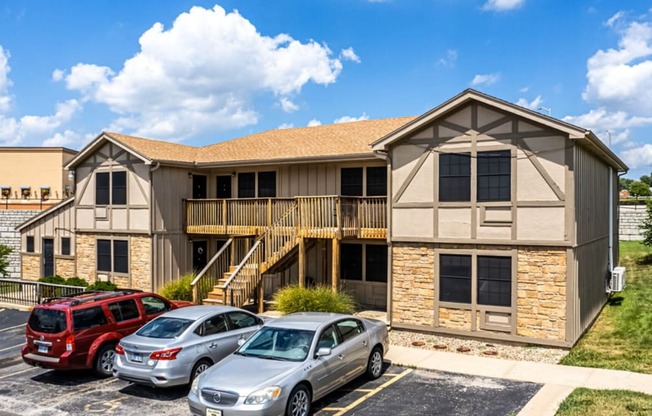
[76,233,152,291]
[619,205,646,241]
[0,209,40,278]
[21,254,40,280]
[516,247,566,341]
[54,257,76,278]
[438,307,472,330]
[391,243,435,326]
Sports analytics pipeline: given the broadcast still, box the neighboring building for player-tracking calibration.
[0,147,77,210]
[1,147,77,278]
[18,90,627,347]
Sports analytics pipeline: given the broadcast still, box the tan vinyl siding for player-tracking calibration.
[571,144,612,343]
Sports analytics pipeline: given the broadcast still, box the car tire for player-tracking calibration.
[366,346,383,380]
[190,359,212,384]
[285,384,311,416]
[94,343,116,377]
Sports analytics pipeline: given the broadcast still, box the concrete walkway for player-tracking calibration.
[386,345,652,416]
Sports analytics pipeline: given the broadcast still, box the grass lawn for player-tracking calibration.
[556,388,652,416]
[560,241,652,374]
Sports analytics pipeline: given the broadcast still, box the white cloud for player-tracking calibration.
[278,123,294,129]
[621,144,652,168]
[605,11,624,28]
[0,45,13,112]
[582,20,652,115]
[60,5,346,140]
[471,73,500,86]
[279,97,299,113]
[340,47,361,63]
[334,113,369,124]
[516,95,543,110]
[519,86,529,93]
[51,69,65,82]
[0,99,82,146]
[482,0,524,12]
[42,129,80,147]
[437,49,458,67]
[307,119,322,127]
[563,108,652,145]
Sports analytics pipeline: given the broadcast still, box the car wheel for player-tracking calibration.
[366,346,383,380]
[190,359,212,383]
[94,344,116,377]
[285,384,311,416]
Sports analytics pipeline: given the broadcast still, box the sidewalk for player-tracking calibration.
[386,345,652,416]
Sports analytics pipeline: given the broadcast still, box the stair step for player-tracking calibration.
[202,298,225,305]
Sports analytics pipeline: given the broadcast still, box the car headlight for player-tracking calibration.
[190,376,200,395]
[244,386,282,405]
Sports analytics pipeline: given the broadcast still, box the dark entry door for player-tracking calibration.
[42,238,54,277]
[193,175,207,199]
[192,240,208,272]
[216,175,232,199]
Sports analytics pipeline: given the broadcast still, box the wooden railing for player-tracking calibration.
[186,196,386,239]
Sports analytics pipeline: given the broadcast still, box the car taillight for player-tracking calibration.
[65,335,74,352]
[149,347,182,360]
[115,344,125,355]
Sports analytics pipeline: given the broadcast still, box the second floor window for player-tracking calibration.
[341,167,387,196]
[96,171,127,205]
[237,172,276,198]
[439,150,511,202]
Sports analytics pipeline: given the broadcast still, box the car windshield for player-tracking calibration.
[236,327,315,362]
[28,308,67,334]
[136,317,193,338]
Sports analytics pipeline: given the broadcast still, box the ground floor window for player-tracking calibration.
[439,254,512,307]
[97,239,129,274]
[340,243,387,283]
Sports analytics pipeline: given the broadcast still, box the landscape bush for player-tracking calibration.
[87,281,118,291]
[159,274,194,301]
[273,285,356,315]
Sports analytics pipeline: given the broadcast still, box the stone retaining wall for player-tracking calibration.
[619,205,646,241]
[0,209,40,278]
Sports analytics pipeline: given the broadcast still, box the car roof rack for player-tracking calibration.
[41,289,144,306]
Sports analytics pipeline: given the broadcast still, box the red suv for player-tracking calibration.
[22,290,192,376]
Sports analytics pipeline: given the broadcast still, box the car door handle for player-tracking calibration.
[338,354,345,360]
[209,342,218,349]
[362,340,367,346]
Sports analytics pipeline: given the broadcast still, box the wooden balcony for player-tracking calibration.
[185,196,387,239]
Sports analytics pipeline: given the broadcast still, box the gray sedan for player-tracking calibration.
[112,305,264,387]
[187,312,389,416]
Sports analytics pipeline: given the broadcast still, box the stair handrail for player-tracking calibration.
[191,238,233,303]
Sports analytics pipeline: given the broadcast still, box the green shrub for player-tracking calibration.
[273,285,356,315]
[38,275,66,297]
[39,275,66,285]
[159,274,194,301]
[64,277,89,288]
[87,281,118,291]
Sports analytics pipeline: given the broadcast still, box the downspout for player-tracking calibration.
[374,149,393,325]
[609,166,613,273]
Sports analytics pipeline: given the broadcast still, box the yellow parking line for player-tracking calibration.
[0,366,38,380]
[0,323,26,332]
[331,368,413,416]
[354,388,374,393]
[322,407,346,411]
[74,377,120,395]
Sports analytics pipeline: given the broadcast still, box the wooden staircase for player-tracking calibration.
[197,202,300,309]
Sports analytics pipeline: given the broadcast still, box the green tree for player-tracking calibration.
[641,201,652,246]
[629,181,651,199]
[620,177,634,191]
[0,244,11,277]
[641,175,652,187]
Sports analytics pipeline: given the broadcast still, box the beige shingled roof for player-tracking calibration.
[103,117,415,165]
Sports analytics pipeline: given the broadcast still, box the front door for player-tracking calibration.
[192,240,208,272]
[193,175,207,199]
[216,175,232,199]
[42,238,54,277]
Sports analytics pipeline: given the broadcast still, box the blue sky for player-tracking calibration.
[1,0,651,178]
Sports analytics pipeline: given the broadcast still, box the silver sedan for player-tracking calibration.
[112,305,264,387]
[187,312,389,416]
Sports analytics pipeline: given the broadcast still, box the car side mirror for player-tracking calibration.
[316,347,331,358]
[237,338,246,346]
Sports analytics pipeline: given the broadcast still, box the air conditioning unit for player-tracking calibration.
[610,267,626,292]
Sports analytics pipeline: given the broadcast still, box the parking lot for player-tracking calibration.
[0,307,541,415]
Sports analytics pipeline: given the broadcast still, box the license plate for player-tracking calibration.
[206,409,222,416]
[38,345,48,354]
[131,353,142,363]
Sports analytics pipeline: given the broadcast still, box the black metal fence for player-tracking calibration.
[0,278,87,306]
